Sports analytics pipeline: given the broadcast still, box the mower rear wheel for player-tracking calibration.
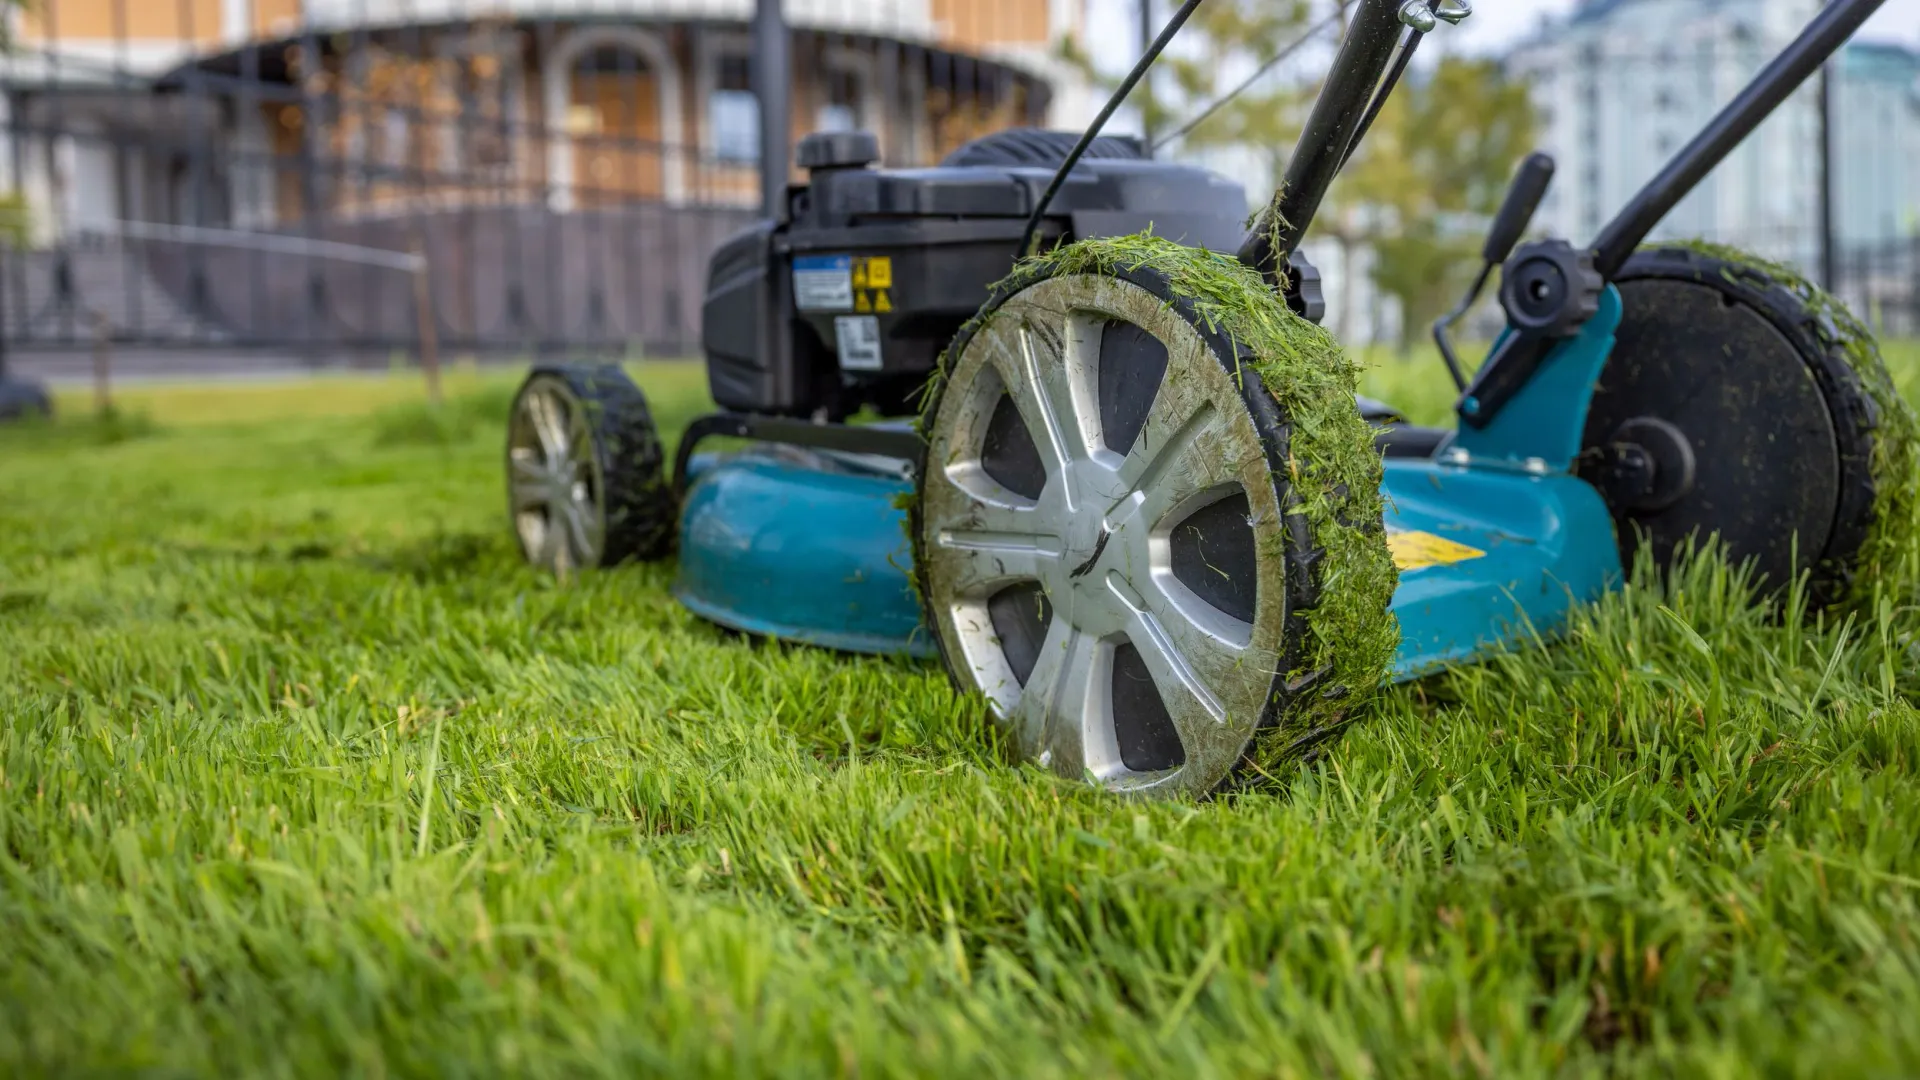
[507,365,674,573]
[915,259,1393,797]
[1580,245,1917,604]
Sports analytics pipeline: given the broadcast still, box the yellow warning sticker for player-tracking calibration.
[1387,528,1487,572]
[865,256,892,289]
[851,262,868,288]
[854,290,872,313]
[874,289,892,313]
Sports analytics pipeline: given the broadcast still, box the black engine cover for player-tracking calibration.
[700,129,1249,419]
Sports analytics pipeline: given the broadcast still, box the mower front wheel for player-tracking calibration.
[507,364,674,573]
[914,244,1397,798]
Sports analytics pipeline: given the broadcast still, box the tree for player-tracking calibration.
[1058,11,1537,354]
[1341,56,1537,352]
[1057,1,1322,181]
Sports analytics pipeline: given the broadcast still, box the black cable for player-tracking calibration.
[1430,260,1490,391]
[1015,0,1209,259]
[1149,4,1347,155]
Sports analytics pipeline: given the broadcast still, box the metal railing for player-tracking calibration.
[0,0,1063,361]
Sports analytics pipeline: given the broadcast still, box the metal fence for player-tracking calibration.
[0,0,1063,365]
[1837,234,1920,339]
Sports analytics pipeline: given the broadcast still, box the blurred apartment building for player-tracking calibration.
[1509,0,1919,268]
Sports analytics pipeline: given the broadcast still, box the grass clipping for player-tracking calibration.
[1674,240,1920,603]
[931,233,1399,775]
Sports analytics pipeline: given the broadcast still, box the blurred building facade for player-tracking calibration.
[3,0,1089,238]
[1508,0,1919,269]
[0,1,1097,357]
[1832,41,1920,246]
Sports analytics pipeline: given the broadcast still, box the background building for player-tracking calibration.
[0,0,1092,356]
[1833,41,1920,246]
[2,0,1912,366]
[1509,0,1919,277]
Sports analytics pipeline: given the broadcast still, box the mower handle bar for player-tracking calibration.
[1242,0,1883,291]
[1429,152,1556,391]
[1484,153,1556,267]
[1238,0,1407,285]
[1589,0,1887,279]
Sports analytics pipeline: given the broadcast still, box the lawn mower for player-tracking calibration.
[505,0,1915,797]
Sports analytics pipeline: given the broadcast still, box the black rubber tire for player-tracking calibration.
[1579,246,1885,604]
[938,128,1147,168]
[508,364,675,568]
[913,257,1393,797]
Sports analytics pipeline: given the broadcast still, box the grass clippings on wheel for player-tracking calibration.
[931,233,1399,777]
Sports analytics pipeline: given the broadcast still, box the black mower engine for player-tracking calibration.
[700,129,1256,420]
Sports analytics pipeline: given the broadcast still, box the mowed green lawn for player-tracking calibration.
[2,344,1919,1077]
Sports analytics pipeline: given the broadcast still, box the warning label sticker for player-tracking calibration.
[1387,528,1487,572]
[834,315,883,371]
[851,255,893,290]
[794,254,854,311]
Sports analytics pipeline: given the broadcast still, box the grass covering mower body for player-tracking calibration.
[507,0,1912,796]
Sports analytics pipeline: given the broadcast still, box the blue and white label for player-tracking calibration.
[793,254,854,311]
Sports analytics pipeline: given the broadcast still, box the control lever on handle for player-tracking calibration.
[1432,152,1556,392]
[1482,153,1556,266]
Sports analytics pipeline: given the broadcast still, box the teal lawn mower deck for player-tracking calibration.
[506,0,1914,797]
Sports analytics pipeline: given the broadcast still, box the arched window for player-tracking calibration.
[569,45,662,203]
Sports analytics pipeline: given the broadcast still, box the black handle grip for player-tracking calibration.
[1482,152,1556,266]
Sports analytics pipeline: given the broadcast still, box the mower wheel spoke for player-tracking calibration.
[560,499,595,563]
[509,455,545,484]
[932,528,1060,596]
[510,481,548,511]
[924,485,1048,537]
[536,507,567,572]
[1020,624,1100,774]
[529,390,570,463]
[1109,574,1233,731]
[509,455,549,513]
[567,409,595,467]
[1122,402,1235,527]
[994,323,1086,495]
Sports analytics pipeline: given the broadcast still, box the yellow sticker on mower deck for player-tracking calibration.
[1387,528,1487,572]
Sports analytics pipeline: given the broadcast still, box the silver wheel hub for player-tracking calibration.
[920,273,1293,797]
[508,378,607,574]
